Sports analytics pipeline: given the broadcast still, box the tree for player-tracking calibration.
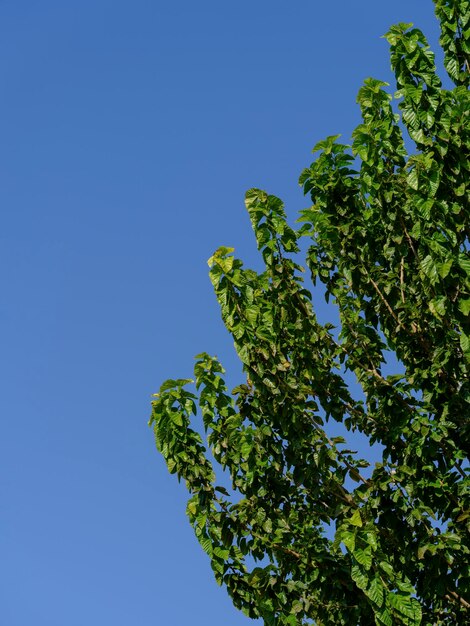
[150,1,469,624]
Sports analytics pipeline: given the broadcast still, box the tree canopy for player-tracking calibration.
[150,1,469,624]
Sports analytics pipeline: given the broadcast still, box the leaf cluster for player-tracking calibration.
[150,3,469,624]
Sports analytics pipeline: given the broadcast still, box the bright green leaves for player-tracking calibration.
[353,78,407,180]
[349,508,363,528]
[245,189,299,265]
[311,133,343,155]
[150,378,215,490]
[458,298,470,316]
[207,246,235,274]
[386,22,445,152]
[337,515,425,625]
[367,577,385,608]
[387,593,422,625]
[385,22,441,91]
[152,4,470,625]
[433,0,470,87]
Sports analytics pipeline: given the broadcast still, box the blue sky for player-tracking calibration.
[1,2,442,624]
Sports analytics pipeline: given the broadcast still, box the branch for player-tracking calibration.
[368,274,401,327]
[445,590,470,610]
[399,217,418,260]
[400,257,405,304]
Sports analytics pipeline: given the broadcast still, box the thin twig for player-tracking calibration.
[400,257,405,304]
[368,275,401,327]
[399,217,418,260]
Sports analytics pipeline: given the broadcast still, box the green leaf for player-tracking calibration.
[459,331,470,357]
[438,259,453,278]
[429,296,446,318]
[388,593,422,624]
[349,509,363,527]
[420,255,439,283]
[375,607,393,626]
[312,134,342,154]
[379,561,394,578]
[339,530,356,551]
[291,600,303,614]
[245,305,259,325]
[458,299,470,317]
[200,536,213,557]
[354,547,372,570]
[351,565,369,591]
[187,499,198,516]
[207,246,235,268]
[407,168,419,190]
[366,577,384,607]
[170,410,184,427]
[159,378,193,393]
[458,255,470,276]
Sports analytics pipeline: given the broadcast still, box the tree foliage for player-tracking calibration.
[150,2,469,624]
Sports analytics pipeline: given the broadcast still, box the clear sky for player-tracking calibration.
[1,2,442,625]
